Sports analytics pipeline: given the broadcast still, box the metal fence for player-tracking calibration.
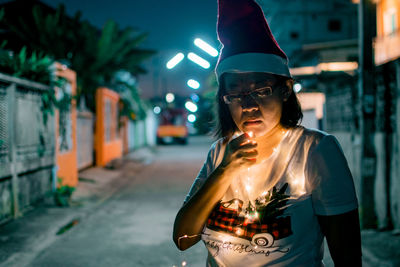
[0,73,55,223]
[77,110,94,170]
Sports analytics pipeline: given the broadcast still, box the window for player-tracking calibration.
[328,19,342,32]
[384,8,398,35]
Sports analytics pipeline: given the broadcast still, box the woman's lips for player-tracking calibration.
[243,120,262,126]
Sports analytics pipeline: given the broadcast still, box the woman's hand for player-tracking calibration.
[220,132,258,172]
[173,133,257,250]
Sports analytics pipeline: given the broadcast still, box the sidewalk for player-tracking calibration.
[0,146,155,267]
[361,229,400,267]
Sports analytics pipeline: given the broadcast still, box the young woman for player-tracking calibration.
[173,0,361,266]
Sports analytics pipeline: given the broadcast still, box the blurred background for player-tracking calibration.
[0,0,399,266]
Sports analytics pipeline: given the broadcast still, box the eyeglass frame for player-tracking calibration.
[222,85,275,105]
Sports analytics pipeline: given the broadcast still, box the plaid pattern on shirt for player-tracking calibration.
[206,200,292,241]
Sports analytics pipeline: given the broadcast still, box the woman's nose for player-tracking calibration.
[241,96,259,112]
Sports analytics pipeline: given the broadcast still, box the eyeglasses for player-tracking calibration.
[222,86,273,105]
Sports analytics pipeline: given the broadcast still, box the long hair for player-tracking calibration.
[213,74,303,141]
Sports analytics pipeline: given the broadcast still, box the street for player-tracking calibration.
[18,136,212,267]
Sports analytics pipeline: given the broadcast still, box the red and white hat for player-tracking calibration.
[215,0,291,80]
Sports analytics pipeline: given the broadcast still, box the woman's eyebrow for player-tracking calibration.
[255,81,274,86]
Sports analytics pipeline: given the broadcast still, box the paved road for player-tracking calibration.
[28,135,214,267]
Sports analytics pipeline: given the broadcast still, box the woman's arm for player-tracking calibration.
[317,209,362,267]
[173,133,257,250]
[173,164,234,250]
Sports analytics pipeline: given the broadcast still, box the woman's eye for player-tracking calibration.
[255,91,264,96]
[254,89,270,97]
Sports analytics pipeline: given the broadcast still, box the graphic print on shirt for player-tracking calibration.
[204,183,292,257]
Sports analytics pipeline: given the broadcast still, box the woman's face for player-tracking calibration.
[223,72,287,137]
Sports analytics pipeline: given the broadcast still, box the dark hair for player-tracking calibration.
[213,74,303,140]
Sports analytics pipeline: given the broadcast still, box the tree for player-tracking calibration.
[1,2,156,111]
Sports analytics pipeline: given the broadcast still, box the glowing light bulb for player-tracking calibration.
[235,229,243,235]
[254,245,258,249]
[247,131,254,138]
[182,261,187,267]
[246,185,251,192]
[292,179,300,185]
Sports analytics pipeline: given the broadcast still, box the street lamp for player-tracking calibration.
[185,101,198,113]
[153,106,161,114]
[187,52,210,69]
[190,93,200,102]
[188,114,196,123]
[294,83,302,93]
[166,53,185,69]
[187,79,200,89]
[166,93,175,103]
[194,38,218,57]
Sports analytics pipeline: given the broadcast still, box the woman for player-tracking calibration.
[173,0,361,266]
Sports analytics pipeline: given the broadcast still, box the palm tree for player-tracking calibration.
[1,1,156,111]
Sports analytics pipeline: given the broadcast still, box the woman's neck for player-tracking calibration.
[255,124,288,159]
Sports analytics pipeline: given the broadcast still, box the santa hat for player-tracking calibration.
[215,0,291,80]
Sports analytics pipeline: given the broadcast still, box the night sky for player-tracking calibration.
[40,0,220,98]
[42,0,219,50]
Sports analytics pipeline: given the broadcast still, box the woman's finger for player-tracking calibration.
[238,141,257,150]
[242,157,257,164]
[230,132,254,148]
[237,149,258,158]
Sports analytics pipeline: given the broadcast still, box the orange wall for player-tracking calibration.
[55,62,78,187]
[95,88,122,166]
[377,0,400,37]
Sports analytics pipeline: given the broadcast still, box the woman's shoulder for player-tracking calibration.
[292,126,330,144]
[294,126,346,158]
[210,137,225,153]
[288,126,341,156]
[205,137,227,167]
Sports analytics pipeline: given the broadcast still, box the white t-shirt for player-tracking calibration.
[184,126,358,267]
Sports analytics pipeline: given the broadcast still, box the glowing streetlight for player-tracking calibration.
[153,106,161,114]
[187,79,200,89]
[190,93,200,102]
[185,101,198,113]
[194,38,218,57]
[188,114,196,123]
[166,53,185,69]
[166,93,175,103]
[187,52,210,69]
[294,83,302,93]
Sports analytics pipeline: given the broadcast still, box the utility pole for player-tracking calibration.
[358,0,377,228]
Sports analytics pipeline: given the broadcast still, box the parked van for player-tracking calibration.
[156,108,188,145]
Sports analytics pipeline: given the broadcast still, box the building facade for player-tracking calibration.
[258,0,358,58]
[373,0,400,231]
